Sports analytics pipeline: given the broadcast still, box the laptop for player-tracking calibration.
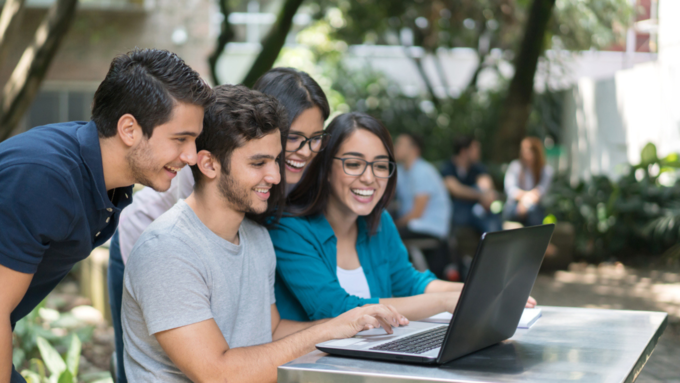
[316,224,555,365]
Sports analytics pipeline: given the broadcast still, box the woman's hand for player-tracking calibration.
[525,296,537,308]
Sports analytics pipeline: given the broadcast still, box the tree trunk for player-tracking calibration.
[240,0,304,88]
[0,0,79,141]
[0,0,27,69]
[207,0,235,86]
[405,47,440,108]
[433,51,450,99]
[493,0,555,163]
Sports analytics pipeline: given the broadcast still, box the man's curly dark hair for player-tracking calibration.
[191,84,289,225]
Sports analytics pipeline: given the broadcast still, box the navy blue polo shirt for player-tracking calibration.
[0,120,133,328]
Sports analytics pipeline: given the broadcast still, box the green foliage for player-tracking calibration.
[545,143,680,261]
[552,0,634,50]
[329,63,504,161]
[13,300,94,381]
[22,335,80,383]
[322,62,564,164]
[305,0,633,78]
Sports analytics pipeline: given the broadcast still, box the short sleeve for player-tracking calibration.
[472,163,488,177]
[270,220,379,321]
[124,235,213,335]
[440,161,455,178]
[411,164,438,196]
[380,212,437,296]
[0,164,76,274]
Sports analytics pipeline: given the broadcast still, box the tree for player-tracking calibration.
[0,0,79,140]
[0,0,27,67]
[493,0,556,163]
[240,0,305,87]
[208,0,235,86]
[306,0,632,162]
[208,0,306,87]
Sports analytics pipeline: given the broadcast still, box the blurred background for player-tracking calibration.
[1,0,679,382]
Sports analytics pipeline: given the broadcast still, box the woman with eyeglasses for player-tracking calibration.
[106,67,330,383]
[269,113,471,322]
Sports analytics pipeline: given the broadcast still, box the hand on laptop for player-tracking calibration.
[525,296,537,308]
[324,304,409,339]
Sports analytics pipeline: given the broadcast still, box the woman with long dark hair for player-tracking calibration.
[270,113,473,322]
[107,68,330,382]
[503,137,554,227]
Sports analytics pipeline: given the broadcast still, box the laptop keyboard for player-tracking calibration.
[370,326,447,354]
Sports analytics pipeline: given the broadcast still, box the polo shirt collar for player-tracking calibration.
[77,121,132,212]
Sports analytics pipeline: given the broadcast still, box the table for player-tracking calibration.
[278,306,668,383]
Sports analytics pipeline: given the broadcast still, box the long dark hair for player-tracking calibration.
[521,137,546,187]
[287,112,397,235]
[253,67,330,130]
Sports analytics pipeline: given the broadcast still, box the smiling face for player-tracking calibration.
[327,129,390,218]
[394,134,417,163]
[127,102,204,192]
[284,106,325,185]
[216,129,283,214]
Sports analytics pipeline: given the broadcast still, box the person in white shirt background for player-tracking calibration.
[106,67,330,383]
[503,136,554,227]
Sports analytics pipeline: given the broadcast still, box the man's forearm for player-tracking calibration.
[219,323,332,383]
[273,318,330,341]
[1,318,13,383]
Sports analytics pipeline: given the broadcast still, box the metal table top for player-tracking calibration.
[278,306,668,383]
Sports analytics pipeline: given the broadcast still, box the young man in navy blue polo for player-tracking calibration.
[0,48,213,382]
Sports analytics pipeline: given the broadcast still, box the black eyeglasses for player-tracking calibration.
[333,157,396,179]
[286,132,330,153]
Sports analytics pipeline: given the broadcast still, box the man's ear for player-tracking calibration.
[196,150,219,181]
[117,114,142,147]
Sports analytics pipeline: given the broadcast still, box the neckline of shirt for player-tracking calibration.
[177,199,245,256]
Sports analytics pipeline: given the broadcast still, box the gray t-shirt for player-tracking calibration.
[122,200,276,382]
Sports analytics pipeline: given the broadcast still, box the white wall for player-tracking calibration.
[562,0,680,181]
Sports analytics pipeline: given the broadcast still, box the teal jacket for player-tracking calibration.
[269,210,437,321]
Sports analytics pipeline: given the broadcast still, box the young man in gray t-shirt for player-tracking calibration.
[122,85,408,383]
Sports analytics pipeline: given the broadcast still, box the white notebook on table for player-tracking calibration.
[422,307,542,329]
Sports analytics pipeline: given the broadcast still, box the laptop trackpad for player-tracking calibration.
[356,321,439,340]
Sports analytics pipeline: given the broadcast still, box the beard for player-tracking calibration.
[218,169,265,214]
[126,139,163,191]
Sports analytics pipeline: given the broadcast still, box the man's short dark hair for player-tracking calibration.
[400,132,424,154]
[191,85,288,224]
[92,48,213,138]
[453,135,476,155]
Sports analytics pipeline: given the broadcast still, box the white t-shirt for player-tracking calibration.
[118,167,195,263]
[336,266,371,299]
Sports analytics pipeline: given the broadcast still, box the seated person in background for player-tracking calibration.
[122,86,407,383]
[441,136,502,234]
[503,137,554,227]
[393,132,452,279]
